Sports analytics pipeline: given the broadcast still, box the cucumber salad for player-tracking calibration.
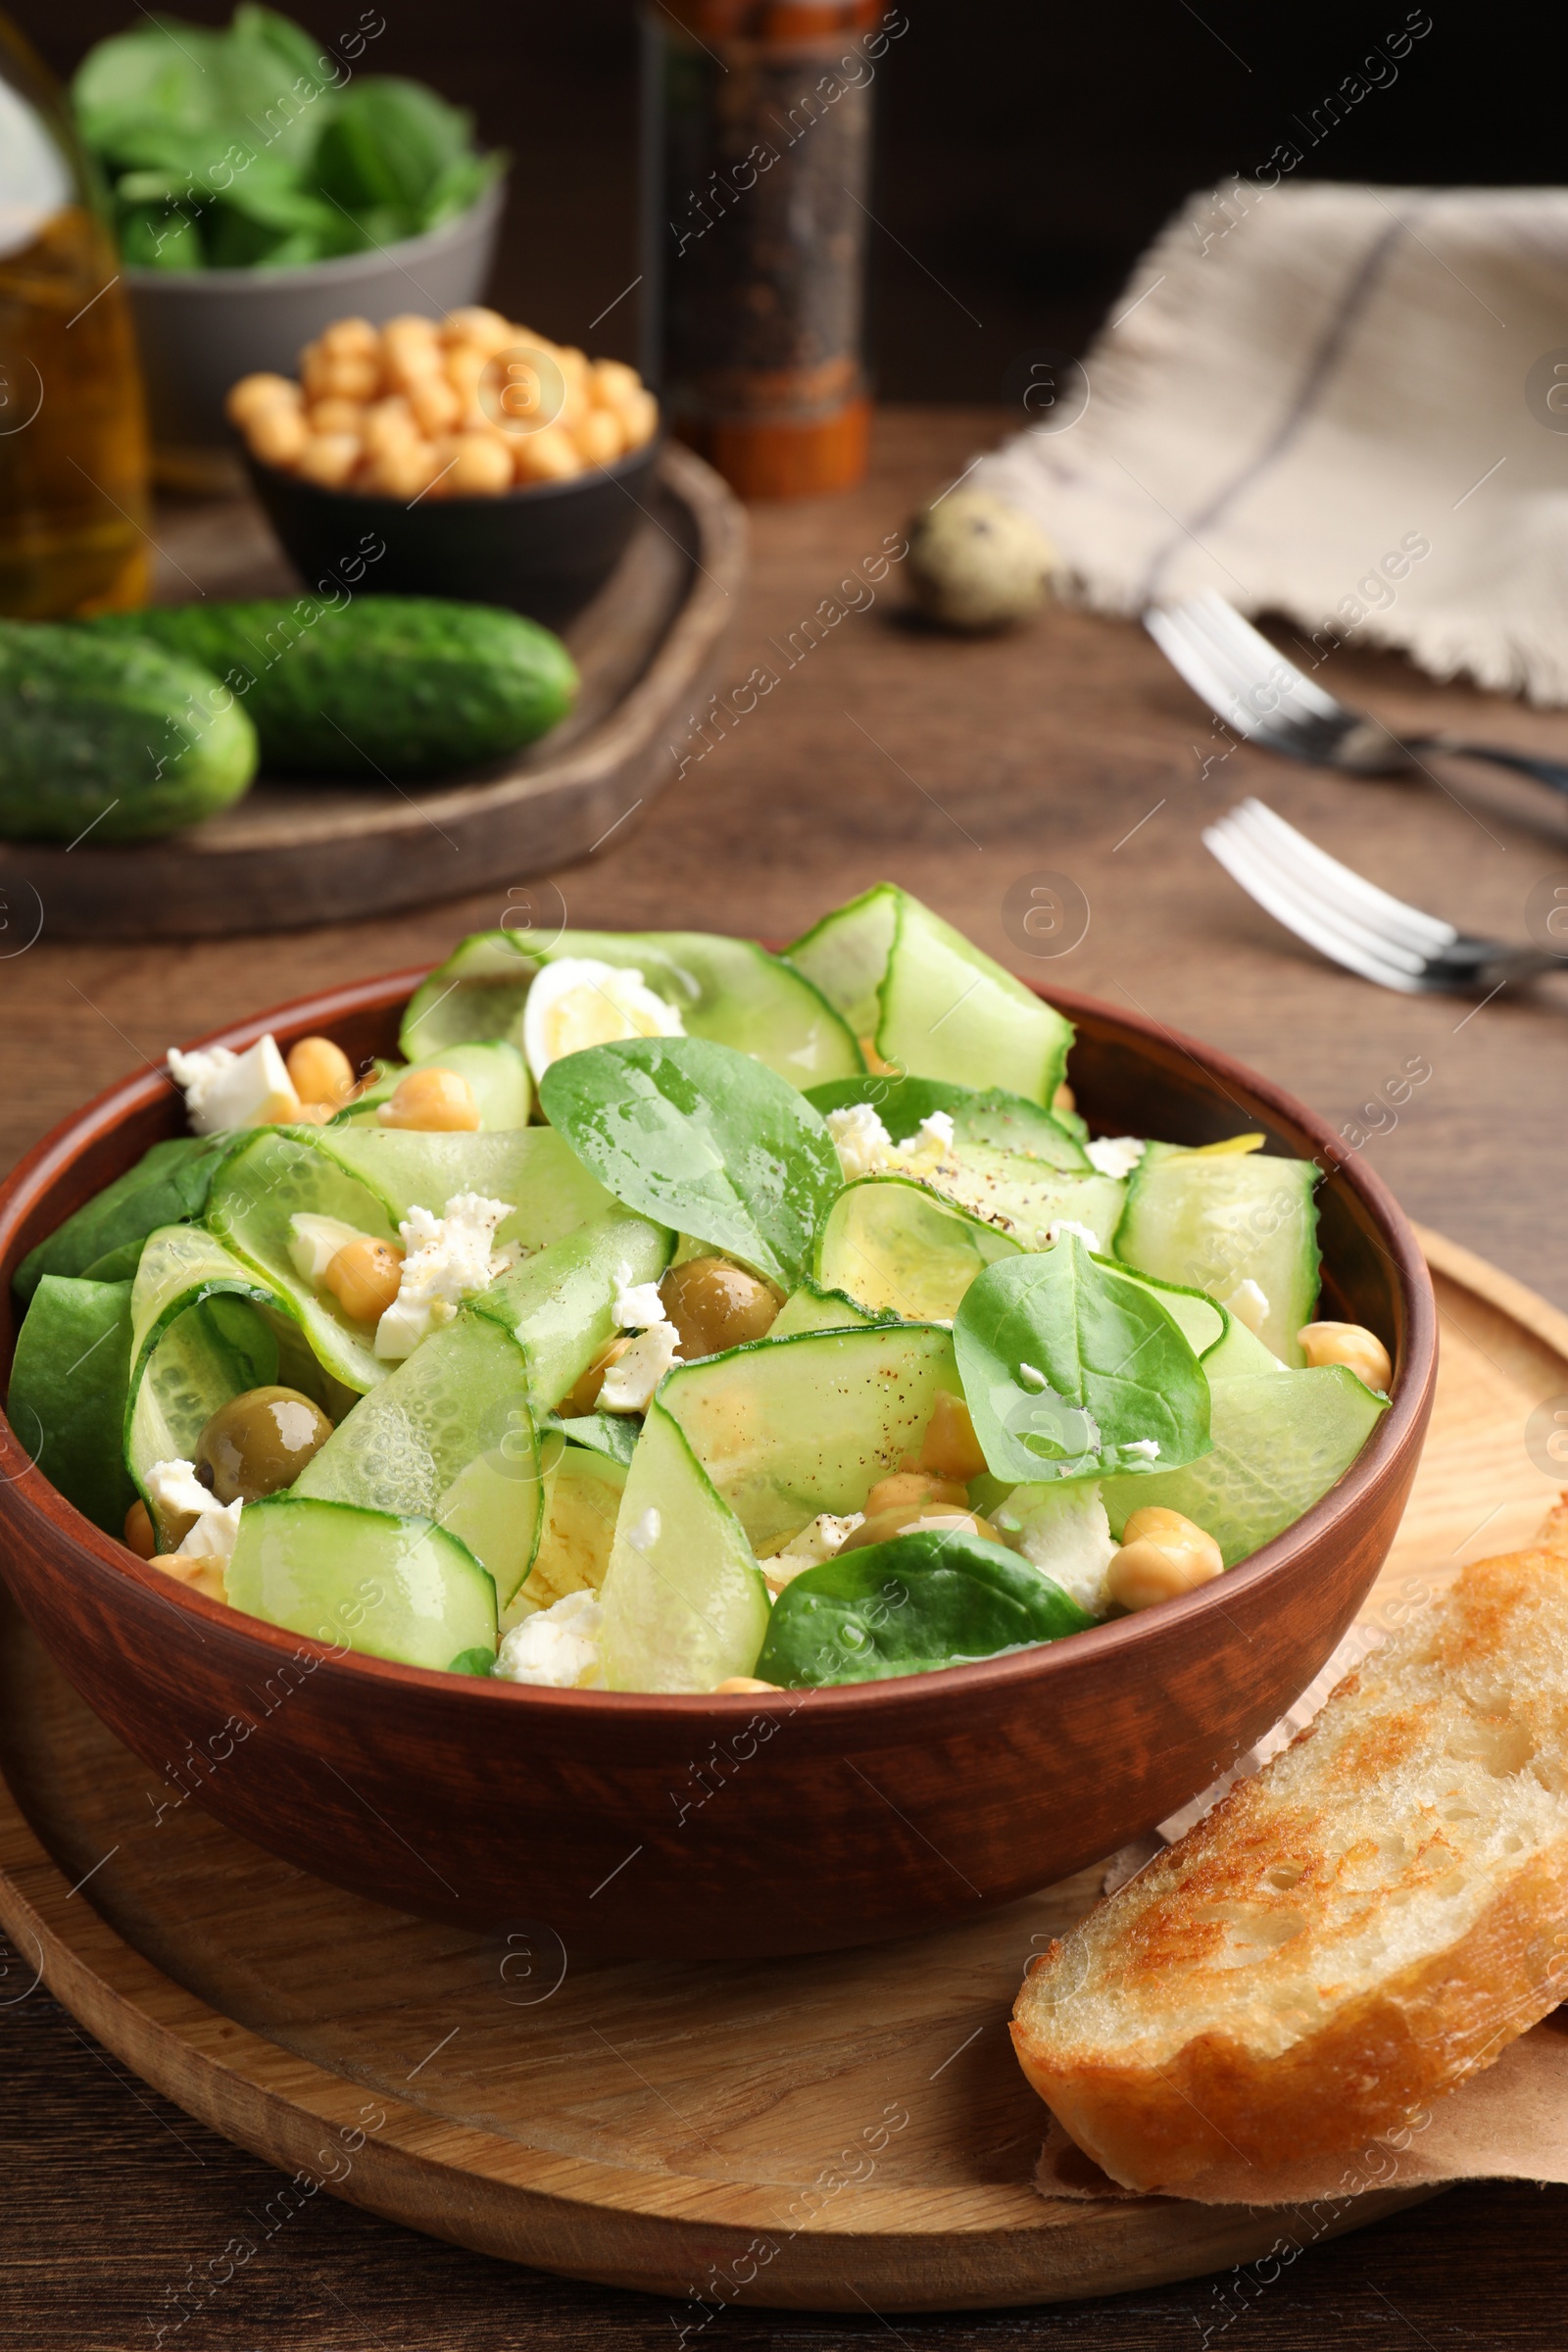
[9,886,1393,1694]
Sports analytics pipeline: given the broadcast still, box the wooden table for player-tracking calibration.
[5,408,1568,2345]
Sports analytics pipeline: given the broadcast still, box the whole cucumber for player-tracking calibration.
[84,595,579,781]
[0,623,258,843]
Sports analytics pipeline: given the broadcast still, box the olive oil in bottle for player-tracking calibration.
[0,13,150,616]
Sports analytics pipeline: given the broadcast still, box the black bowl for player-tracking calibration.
[244,436,662,627]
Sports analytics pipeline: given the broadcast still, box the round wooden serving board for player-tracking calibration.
[0,442,745,940]
[0,1227,1561,2311]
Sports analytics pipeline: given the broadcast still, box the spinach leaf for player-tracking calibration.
[15,1135,230,1304]
[79,1238,152,1285]
[447,1646,497,1677]
[71,8,499,270]
[313,79,472,220]
[806,1073,970,1138]
[756,1524,1095,1687]
[954,1235,1211,1484]
[804,1073,1086,1168]
[7,1276,136,1536]
[553,1412,641,1467]
[538,1037,841,1290]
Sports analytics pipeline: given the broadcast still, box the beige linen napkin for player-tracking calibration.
[974,182,1568,703]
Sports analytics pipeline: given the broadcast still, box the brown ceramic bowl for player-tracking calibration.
[0,966,1436,1960]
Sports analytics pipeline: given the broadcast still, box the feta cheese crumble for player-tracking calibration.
[145,1458,244,1564]
[826,1101,893,1181]
[898,1108,956,1175]
[598,1321,681,1411]
[287,1212,371,1285]
[826,1102,958,1185]
[374,1192,516,1360]
[1046,1218,1102,1251]
[1124,1438,1161,1461]
[1222,1277,1270,1336]
[168,1035,297,1134]
[764,1510,864,1595]
[1085,1135,1146,1180]
[494,1590,605,1688]
[612,1260,668,1332]
[996,1481,1117,1617]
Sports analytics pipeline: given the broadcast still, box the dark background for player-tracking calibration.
[11,0,1562,399]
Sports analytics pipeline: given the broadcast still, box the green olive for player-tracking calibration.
[659,1257,782,1360]
[196,1386,333,1503]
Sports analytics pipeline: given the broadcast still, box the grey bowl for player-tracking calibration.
[124,178,505,490]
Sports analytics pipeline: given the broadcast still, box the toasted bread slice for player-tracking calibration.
[1011,1503,1568,2190]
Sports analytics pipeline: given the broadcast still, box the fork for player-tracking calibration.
[1202,798,1562,997]
[1148,590,1568,795]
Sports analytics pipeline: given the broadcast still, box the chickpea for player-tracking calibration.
[296,431,364,489]
[385,311,443,344]
[377,1065,481,1131]
[488,353,555,431]
[1054,1081,1077,1114]
[1121,1504,1221,1555]
[307,396,368,437]
[123,1498,157,1558]
[1106,1506,1224,1612]
[302,344,378,403]
[443,306,515,355]
[514,424,584,484]
[246,401,308,468]
[590,358,642,412]
[335,355,382,400]
[319,316,378,360]
[385,318,444,362]
[362,394,418,460]
[196,1385,334,1503]
[863,1468,968,1519]
[919,1391,988,1483]
[841,1506,1000,1553]
[573,406,623,467]
[1298,1320,1393,1392]
[408,372,462,437]
[324,1236,405,1324]
[286,1034,356,1108]
[617,386,660,450]
[559,1337,631,1418]
[152,1552,227,1603]
[713,1676,781,1693]
[445,429,515,496]
[551,351,588,430]
[659,1258,783,1359]
[381,350,443,399]
[446,341,490,410]
[362,435,444,501]
[225,371,301,426]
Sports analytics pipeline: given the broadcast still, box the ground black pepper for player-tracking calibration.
[642,3,904,494]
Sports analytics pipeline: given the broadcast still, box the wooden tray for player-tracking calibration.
[0,442,745,940]
[0,1226,1559,2311]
